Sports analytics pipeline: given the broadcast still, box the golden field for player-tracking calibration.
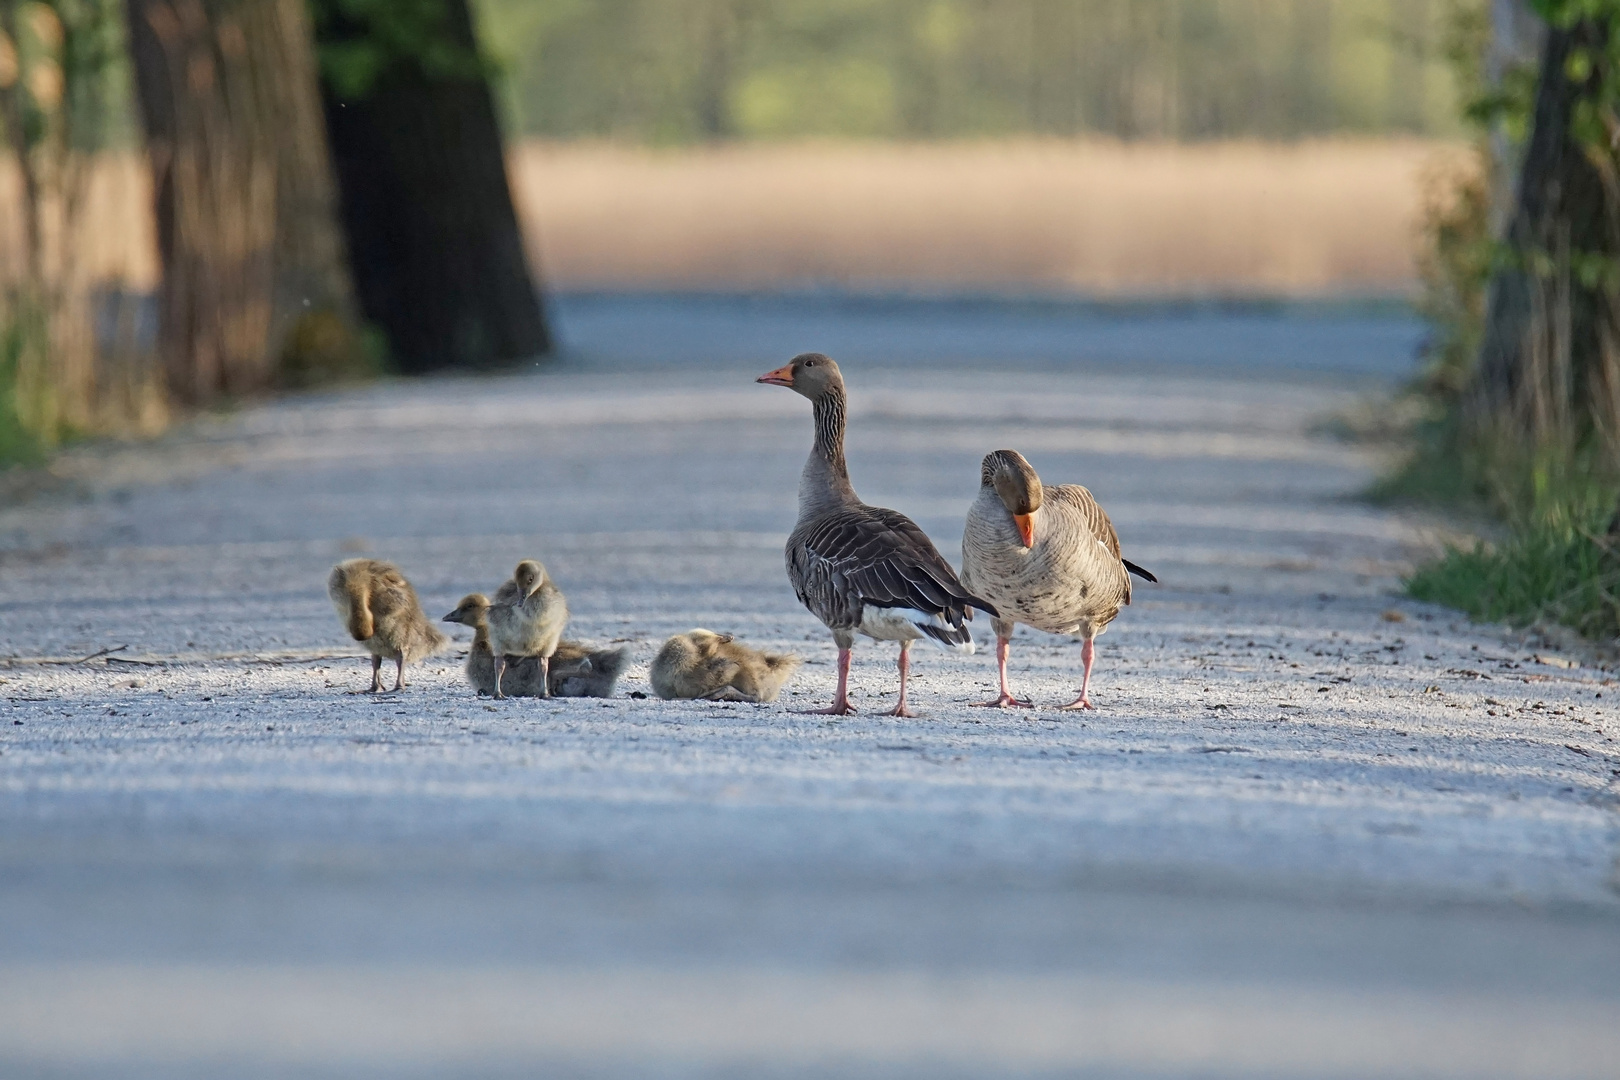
[4,139,1462,296]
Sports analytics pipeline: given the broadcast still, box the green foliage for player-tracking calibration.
[0,297,52,469]
[471,0,1469,142]
[310,0,492,99]
[1407,488,1620,640]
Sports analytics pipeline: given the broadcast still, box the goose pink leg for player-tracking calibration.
[1059,638,1098,710]
[803,648,856,715]
[885,641,919,718]
[972,637,1033,708]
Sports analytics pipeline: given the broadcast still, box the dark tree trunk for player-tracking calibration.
[123,0,361,403]
[1468,17,1620,456]
[315,0,549,374]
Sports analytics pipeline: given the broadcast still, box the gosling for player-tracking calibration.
[486,559,569,698]
[327,558,447,692]
[650,629,801,703]
[443,593,626,698]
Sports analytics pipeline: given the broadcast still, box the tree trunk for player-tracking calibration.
[315,0,549,374]
[124,0,360,403]
[1468,16,1620,459]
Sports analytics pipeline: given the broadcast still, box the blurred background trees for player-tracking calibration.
[312,0,549,374]
[1,0,159,462]
[478,0,1461,142]
[124,0,365,404]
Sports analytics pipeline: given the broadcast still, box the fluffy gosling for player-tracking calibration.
[486,559,569,698]
[328,558,447,692]
[443,593,626,698]
[650,629,801,703]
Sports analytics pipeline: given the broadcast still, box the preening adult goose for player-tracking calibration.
[758,353,996,716]
[486,559,569,699]
[327,558,447,692]
[443,593,625,698]
[960,449,1155,709]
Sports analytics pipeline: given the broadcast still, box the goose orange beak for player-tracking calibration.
[757,364,795,387]
[1013,513,1035,548]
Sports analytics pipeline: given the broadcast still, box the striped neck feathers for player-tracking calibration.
[802,387,858,510]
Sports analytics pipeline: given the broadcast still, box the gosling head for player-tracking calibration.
[512,559,546,597]
[981,449,1043,548]
[756,352,843,401]
[686,628,735,650]
[442,593,490,626]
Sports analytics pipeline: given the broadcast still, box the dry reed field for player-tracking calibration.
[512,139,1458,296]
[3,139,1459,297]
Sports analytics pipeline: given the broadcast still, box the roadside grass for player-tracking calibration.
[0,305,47,470]
[1402,453,1620,641]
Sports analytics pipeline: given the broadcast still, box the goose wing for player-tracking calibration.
[1047,484,1156,601]
[1048,484,1120,557]
[789,505,997,631]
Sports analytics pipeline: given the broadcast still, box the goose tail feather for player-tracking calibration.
[1123,559,1158,584]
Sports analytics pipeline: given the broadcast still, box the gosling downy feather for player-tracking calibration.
[327,558,447,692]
[443,594,624,697]
[650,629,802,703]
[486,559,570,698]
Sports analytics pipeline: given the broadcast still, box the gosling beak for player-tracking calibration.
[441,611,458,623]
[756,364,795,387]
[1013,513,1035,548]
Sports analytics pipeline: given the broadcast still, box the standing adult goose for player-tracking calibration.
[960,449,1156,710]
[758,353,996,716]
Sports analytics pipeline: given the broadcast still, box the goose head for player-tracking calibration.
[443,593,490,626]
[756,352,843,400]
[982,449,1043,548]
[512,559,547,597]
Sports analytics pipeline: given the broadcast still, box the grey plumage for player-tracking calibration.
[758,352,994,716]
[650,629,801,703]
[960,449,1153,709]
[327,558,448,692]
[442,593,625,698]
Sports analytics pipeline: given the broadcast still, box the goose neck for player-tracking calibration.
[800,388,858,513]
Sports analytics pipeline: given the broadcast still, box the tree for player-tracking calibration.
[123,0,363,404]
[1466,4,1620,468]
[311,0,549,374]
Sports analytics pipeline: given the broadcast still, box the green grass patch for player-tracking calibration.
[0,307,47,470]
[1407,500,1620,640]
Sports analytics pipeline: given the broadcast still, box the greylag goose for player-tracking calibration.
[650,629,802,703]
[443,594,626,698]
[758,353,996,716]
[327,558,447,692]
[960,449,1155,709]
[486,559,569,699]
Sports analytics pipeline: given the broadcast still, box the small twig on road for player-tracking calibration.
[248,654,365,666]
[39,645,131,666]
[107,656,165,667]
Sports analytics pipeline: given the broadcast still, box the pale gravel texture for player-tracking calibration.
[0,302,1617,1079]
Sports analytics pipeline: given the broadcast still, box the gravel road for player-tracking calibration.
[0,297,1616,1079]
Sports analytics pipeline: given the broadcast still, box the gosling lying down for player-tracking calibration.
[651,629,801,703]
